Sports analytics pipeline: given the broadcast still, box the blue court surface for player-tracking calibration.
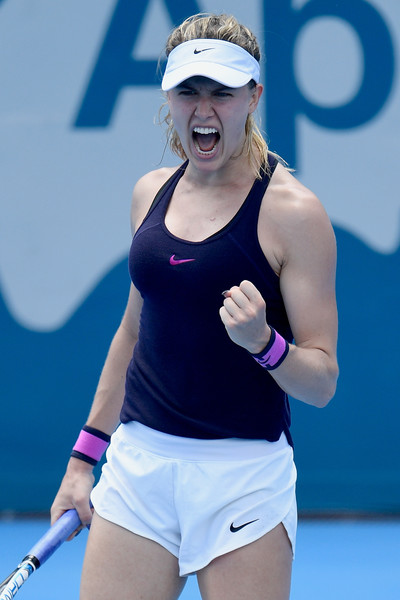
[1,518,399,599]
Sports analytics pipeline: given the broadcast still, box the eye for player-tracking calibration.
[213,90,233,98]
[178,89,196,96]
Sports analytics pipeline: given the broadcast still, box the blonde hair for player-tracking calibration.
[160,13,271,179]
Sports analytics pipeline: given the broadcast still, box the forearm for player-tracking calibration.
[220,281,338,408]
[51,322,137,525]
[267,343,338,407]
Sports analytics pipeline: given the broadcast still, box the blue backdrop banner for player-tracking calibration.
[1,0,399,514]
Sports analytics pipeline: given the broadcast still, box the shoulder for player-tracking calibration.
[260,163,336,271]
[267,164,327,225]
[130,166,180,233]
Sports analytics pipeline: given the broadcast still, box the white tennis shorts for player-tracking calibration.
[91,422,297,577]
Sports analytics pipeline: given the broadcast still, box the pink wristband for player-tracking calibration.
[71,426,110,466]
[250,327,289,370]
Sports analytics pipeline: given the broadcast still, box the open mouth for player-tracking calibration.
[192,126,220,156]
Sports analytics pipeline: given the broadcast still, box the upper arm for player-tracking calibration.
[120,283,144,343]
[279,190,338,359]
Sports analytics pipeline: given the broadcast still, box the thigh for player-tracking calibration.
[80,512,186,600]
[196,523,292,600]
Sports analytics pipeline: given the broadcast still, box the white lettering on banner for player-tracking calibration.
[0,0,399,331]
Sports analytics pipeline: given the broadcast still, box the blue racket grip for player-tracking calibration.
[25,509,82,567]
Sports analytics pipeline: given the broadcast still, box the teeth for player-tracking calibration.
[193,127,218,134]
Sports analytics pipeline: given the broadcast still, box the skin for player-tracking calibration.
[51,74,338,600]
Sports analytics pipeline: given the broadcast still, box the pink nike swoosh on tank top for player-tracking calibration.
[169,254,196,265]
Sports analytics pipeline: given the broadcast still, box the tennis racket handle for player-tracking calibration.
[25,509,82,567]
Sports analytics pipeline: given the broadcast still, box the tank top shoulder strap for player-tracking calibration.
[225,154,279,241]
[247,153,279,210]
[145,160,188,218]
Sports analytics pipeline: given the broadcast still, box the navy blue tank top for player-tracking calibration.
[121,157,293,445]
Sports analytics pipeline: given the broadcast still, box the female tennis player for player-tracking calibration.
[51,13,338,600]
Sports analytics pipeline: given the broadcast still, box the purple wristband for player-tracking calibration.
[250,327,289,370]
[71,426,110,466]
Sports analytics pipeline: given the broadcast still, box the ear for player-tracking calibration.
[248,83,263,114]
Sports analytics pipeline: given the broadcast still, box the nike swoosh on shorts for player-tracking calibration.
[230,519,259,533]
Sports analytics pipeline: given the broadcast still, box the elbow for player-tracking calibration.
[316,363,339,408]
[315,392,334,409]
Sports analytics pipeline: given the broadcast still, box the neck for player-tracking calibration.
[184,153,255,190]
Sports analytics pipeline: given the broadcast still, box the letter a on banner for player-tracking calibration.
[74,0,202,127]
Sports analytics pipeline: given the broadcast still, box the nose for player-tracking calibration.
[194,96,214,119]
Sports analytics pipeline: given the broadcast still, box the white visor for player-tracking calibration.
[161,38,260,91]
